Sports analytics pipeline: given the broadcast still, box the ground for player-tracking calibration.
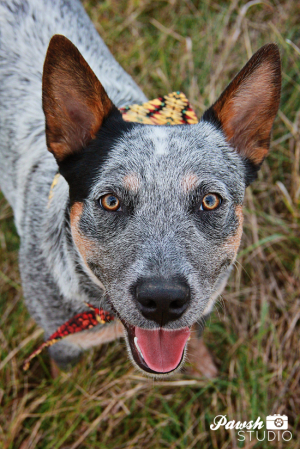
[1,0,300,448]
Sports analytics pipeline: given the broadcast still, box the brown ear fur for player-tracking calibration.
[42,35,113,162]
[204,43,281,166]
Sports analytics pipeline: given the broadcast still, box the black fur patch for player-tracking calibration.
[242,158,261,186]
[201,107,222,130]
[58,108,135,204]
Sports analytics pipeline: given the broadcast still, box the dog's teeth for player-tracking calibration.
[134,336,144,361]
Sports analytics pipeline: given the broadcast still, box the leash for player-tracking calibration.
[24,92,198,371]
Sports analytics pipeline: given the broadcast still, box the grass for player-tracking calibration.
[1,0,300,447]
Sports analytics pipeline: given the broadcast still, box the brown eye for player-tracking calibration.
[100,194,121,212]
[200,193,221,211]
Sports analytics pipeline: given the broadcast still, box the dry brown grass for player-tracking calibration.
[1,0,300,447]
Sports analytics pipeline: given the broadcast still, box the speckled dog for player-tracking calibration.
[0,0,281,376]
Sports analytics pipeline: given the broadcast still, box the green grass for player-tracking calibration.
[1,0,300,447]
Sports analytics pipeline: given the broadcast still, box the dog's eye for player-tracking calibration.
[100,194,121,212]
[200,193,221,211]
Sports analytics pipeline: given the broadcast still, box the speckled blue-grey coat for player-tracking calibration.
[0,0,281,375]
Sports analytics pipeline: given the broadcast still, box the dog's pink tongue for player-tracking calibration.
[135,327,190,373]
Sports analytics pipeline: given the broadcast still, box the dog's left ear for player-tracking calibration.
[43,35,114,163]
[203,43,281,178]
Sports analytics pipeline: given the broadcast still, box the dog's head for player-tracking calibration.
[42,35,281,376]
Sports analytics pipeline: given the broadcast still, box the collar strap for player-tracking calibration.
[23,303,114,371]
[119,91,198,125]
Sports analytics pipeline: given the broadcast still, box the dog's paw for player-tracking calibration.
[186,336,218,378]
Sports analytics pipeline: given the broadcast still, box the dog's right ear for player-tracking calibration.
[43,35,114,163]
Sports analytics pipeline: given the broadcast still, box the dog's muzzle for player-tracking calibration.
[123,278,191,375]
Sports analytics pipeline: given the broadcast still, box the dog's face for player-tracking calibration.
[43,35,281,376]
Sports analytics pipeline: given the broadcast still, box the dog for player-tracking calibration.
[0,0,281,377]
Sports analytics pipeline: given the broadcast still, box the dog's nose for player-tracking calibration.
[135,278,190,326]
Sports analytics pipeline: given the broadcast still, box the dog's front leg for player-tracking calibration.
[50,358,61,379]
[186,324,218,378]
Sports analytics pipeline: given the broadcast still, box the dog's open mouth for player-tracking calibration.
[125,324,190,374]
